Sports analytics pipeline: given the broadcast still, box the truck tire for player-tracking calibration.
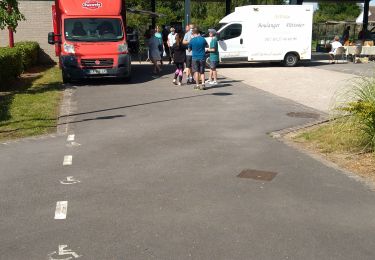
[283,53,299,67]
[62,70,71,84]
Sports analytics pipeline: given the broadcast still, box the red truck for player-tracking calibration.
[48,0,131,83]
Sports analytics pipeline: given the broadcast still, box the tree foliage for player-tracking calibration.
[0,0,25,31]
[126,0,286,32]
[314,3,361,23]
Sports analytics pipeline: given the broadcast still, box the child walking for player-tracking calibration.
[171,33,186,86]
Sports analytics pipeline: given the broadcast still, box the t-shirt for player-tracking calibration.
[189,35,207,60]
[168,33,176,47]
[330,41,342,54]
[155,32,163,45]
[183,30,193,56]
[209,37,219,62]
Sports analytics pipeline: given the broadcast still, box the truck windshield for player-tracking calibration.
[64,18,123,42]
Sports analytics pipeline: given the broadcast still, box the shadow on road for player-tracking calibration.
[59,92,232,119]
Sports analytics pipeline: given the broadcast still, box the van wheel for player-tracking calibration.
[283,53,299,67]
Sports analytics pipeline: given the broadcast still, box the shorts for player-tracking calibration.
[186,55,192,69]
[175,63,184,70]
[192,59,205,74]
[210,60,219,70]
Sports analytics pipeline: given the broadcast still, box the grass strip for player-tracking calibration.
[0,66,63,141]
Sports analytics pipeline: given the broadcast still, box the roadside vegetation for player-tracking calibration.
[293,76,375,182]
[0,40,63,141]
[0,66,62,141]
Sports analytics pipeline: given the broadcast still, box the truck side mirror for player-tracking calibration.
[48,32,55,45]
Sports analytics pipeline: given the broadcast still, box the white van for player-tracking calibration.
[209,5,313,66]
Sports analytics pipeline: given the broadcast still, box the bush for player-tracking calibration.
[0,47,23,84]
[15,41,40,70]
[0,41,39,86]
[334,76,375,152]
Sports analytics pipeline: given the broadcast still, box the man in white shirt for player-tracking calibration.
[167,27,176,64]
[329,36,343,64]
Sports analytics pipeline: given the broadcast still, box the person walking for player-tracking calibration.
[167,27,177,64]
[148,29,162,74]
[183,24,195,84]
[188,28,208,90]
[155,25,164,66]
[205,29,219,85]
[170,33,186,86]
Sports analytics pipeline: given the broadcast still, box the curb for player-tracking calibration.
[270,118,375,192]
[57,85,76,135]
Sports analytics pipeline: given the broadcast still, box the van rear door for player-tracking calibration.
[218,23,247,62]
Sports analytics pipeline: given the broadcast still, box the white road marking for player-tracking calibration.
[67,134,75,142]
[54,201,68,220]
[60,176,81,185]
[66,141,81,148]
[63,155,72,166]
[48,244,82,259]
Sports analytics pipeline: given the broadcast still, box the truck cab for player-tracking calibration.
[48,0,131,83]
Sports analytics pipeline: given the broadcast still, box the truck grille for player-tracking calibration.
[81,58,114,68]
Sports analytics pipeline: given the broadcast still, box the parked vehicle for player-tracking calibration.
[48,0,131,83]
[208,5,313,66]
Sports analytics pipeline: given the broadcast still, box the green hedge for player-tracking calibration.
[0,41,39,85]
[15,41,40,70]
[0,47,23,85]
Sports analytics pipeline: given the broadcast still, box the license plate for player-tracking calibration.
[87,69,107,75]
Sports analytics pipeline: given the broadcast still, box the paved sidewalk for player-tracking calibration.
[218,61,375,114]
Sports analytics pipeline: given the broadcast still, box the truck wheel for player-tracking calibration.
[283,53,299,67]
[62,70,71,84]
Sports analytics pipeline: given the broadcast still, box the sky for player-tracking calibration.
[305,1,375,11]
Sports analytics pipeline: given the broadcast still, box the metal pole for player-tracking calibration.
[363,0,370,38]
[226,0,231,15]
[151,0,156,28]
[185,0,191,27]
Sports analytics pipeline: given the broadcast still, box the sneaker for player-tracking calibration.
[187,79,192,85]
[200,84,206,90]
[173,79,177,85]
[211,81,218,85]
[194,85,200,90]
[205,79,211,84]
[178,82,182,86]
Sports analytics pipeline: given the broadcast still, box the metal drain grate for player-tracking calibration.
[237,169,277,181]
[287,112,320,119]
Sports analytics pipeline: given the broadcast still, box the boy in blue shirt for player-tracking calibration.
[188,28,208,90]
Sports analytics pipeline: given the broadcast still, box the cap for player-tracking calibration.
[208,29,216,34]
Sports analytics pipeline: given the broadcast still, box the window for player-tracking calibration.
[220,24,242,40]
[64,18,124,42]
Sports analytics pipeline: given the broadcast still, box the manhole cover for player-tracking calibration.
[237,169,277,181]
[287,112,320,119]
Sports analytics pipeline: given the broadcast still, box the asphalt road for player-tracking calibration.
[1,64,375,260]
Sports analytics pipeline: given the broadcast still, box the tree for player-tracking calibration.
[314,3,361,23]
[0,0,25,32]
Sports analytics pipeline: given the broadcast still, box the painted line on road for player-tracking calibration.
[67,134,75,142]
[54,201,68,219]
[63,155,73,166]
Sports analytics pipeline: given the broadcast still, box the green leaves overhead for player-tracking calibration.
[0,0,25,31]
[314,3,361,23]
